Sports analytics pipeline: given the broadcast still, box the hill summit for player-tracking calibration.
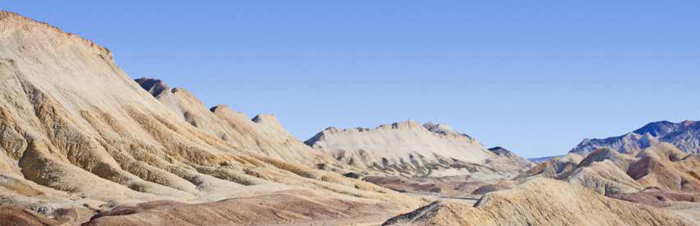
[306,121,531,178]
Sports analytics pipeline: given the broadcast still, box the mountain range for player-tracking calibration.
[571,120,699,155]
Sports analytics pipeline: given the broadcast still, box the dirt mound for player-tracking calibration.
[383,179,695,226]
[471,180,516,195]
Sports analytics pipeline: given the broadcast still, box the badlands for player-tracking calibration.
[0,11,698,226]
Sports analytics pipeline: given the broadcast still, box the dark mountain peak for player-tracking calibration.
[632,120,680,137]
[488,146,514,157]
[135,78,171,97]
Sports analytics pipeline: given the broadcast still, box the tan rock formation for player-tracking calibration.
[628,143,700,192]
[526,143,700,194]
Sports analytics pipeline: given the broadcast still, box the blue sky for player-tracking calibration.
[3,1,699,157]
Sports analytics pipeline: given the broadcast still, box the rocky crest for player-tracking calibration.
[134,78,329,166]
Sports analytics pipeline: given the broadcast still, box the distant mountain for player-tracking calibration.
[570,120,699,156]
[527,155,564,163]
[305,121,532,178]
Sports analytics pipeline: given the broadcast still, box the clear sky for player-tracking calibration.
[3,1,699,157]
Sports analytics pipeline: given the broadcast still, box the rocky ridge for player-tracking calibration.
[571,120,700,156]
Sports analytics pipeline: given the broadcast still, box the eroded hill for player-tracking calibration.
[0,11,421,225]
[306,121,531,178]
[383,179,696,226]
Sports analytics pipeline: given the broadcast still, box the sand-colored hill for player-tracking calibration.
[0,11,421,225]
[517,143,700,223]
[520,153,583,178]
[526,143,700,194]
[305,121,533,197]
[578,148,638,171]
[486,146,533,172]
[135,78,337,167]
[383,178,695,226]
[306,121,531,178]
[628,143,700,192]
[559,160,643,195]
